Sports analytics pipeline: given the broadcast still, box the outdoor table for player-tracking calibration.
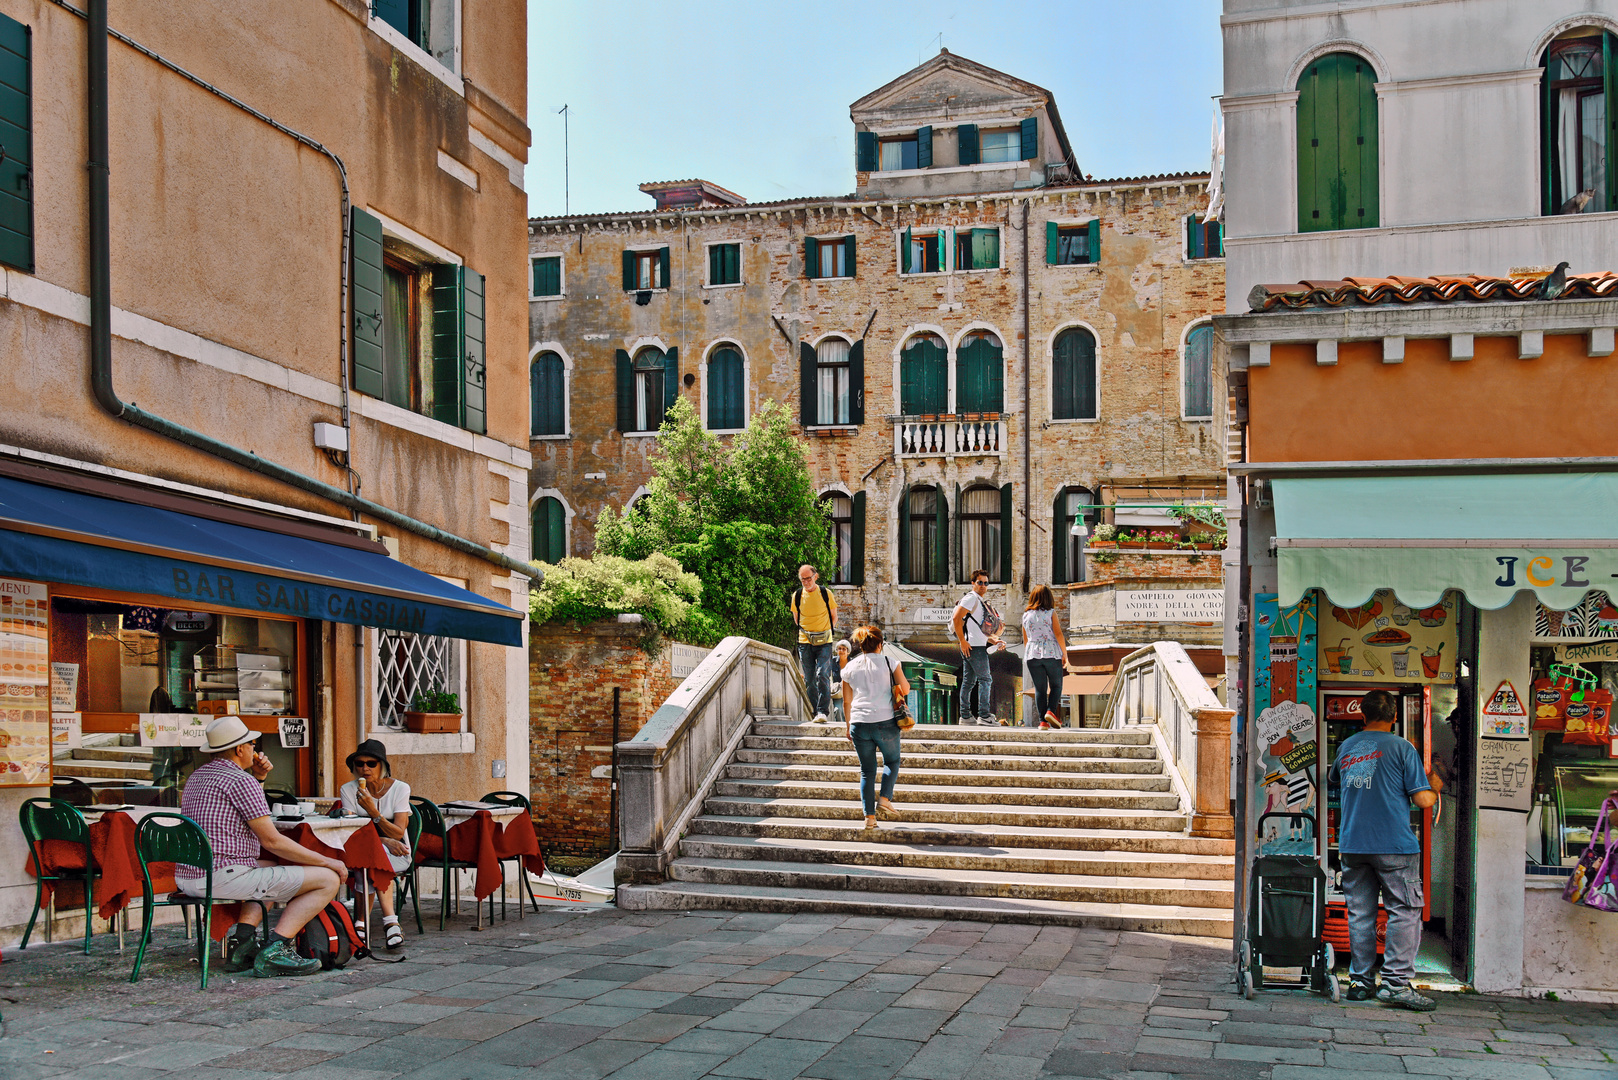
[416,805,542,929]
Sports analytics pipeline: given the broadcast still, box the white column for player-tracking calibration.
[1472,593,1532,993]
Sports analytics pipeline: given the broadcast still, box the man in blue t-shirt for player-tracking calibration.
[1327,689,1442,1011]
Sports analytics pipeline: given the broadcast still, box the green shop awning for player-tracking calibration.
[1274,473,1618,611]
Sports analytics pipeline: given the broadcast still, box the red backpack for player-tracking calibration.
[294,901,369,970]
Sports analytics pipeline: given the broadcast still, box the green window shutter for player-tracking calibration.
[935,487,949,586]
[898,484,911,585]
[663,347,678,418]
[430,264,465,426]
[532,256,560,296]
[1186,215,1200,259]
[1020,117,1038,160]
[615,350,633,431]
[622,249,635,290]
[709,347,743,429]
[844,234,856,278]
[0,13,30,273]
[805,236,819,279]
[856,130,877,172]
[1297,58,1327,229]
[707,245,720,285]
[851,492,866,587]
[349,208,385,397]
[658,247,670,289]
[901,227,912,274]
[953,483,963,586]
[373,0,412,37]
[1052,489,1069,585]
[531,352,566,436]
[1045,220,1058,265]
[1605,33,1618,211]
[986,339,1004,413]
[957,340,975,413]
[1542,52,1557,217]
[978,228,999,269]
[900,343,918,414]
[463,269,486,434]
[1345,58,1378,228]
[800,341,817,426]
[917,126,933,168]
[533,498,566,564]
[848,338,865,425]
[925,338,946,413]
[999,484,1013,585]
[1297,54,1379,231]
[957,123,979,165]
[1087,219,1101,264]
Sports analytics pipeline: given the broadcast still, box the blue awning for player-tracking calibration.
[0,475,524,646]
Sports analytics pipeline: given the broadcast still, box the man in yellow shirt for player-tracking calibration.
[791,564,838,723]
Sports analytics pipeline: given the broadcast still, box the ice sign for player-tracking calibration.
[1256,699,1315,748]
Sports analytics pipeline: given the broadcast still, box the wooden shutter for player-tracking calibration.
[615,350,633,431]
[851,492,866,587]
[1087,219,1101,264]
[1045,220,1058,265]
[531,353,565,436]
[663,346,678,418]
[800,341,817,426]
[1298,54,1378,231]
[1186,215,1201,259]
[934,487,949,586]
[925,337,947,413]
[349,208,386,397]
[856,130,877,172]
[622,249,635,290]
[999,484,1013,585]
[0,13,30,273]
[1020,117,1038,160]
[1345,57,1378,228]
[957,123,979,165]
[805,236,819,279]
[901,227,912,274]
[373,0,412,37]
[917,125,932,168]
[953,483,963,586]
[986,338,1004,413]
[1605,33,1618,211]
[898,484,911,585]
[535,498,565,564]
[848,338,864,425]
[1542,51,1557,217]
[1052,489,1069,584]
[707,245,720,286]
[430,264,465,427]
[463,269,486,434]
[957,339,978,413]
[844,234,856,278]
[658,247,670,289]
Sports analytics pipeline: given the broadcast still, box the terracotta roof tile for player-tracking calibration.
[1246,271,1618,312]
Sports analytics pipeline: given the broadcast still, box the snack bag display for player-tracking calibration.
[1532,677,1569,731]
[1564,689,1614,747]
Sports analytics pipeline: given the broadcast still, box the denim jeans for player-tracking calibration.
[1026,658,1063,725]
[798,641,834,716]
[1341,852,1424,988]
[960,645,993,721]
[851,719,901,815]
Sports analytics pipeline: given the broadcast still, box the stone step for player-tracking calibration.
[751,721,1152,745]
[616,880,1234,937]
[734,749,1164,774]
[723,762,1174,792]
[666,857,1234,908]
[710,778,1181,812]
[677,833,1235,880]
[686,814,1234,856]
[700,795,1190,832]
[67,746,155,762]
[743,736,1159,760]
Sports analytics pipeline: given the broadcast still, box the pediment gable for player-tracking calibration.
[852,51,1051,121]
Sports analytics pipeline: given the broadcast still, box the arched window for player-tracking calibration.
[532,497,566,564]
[821,491,858,585]
[1297,52,1379,232]
[530,351,566,436]
[1183,324,1215,419]
[1543,29,1617,215]
[956,331,1004,414]
[1052,327,1097,420]
[1052,486,1098,585]
[707,345,745,430]
[899,484,947,585]
[900,333,947,415]
[960,485,1008,584]
[632,347,668,431]
[816,338,852,425]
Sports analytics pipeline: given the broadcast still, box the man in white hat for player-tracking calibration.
[177,716,346,978]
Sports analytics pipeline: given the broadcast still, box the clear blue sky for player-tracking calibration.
[526,1,1223,218]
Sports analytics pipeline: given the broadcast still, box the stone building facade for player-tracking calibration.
[527,52,1226,696]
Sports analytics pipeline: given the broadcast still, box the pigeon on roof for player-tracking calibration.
[1540,261,1570,300]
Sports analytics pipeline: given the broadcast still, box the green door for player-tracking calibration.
[1297,53,1379,232]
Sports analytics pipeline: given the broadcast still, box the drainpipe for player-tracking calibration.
[78,0,539,585]
[1020,199,1032,593]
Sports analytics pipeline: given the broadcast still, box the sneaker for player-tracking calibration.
[223,931,262,973]
[253,938,323,978]
[812,713,829,724]
[1346,981,1376,1001]
[1039,722,1050,730]
[1376,984,1436,1011]
[1044,711,1064,729]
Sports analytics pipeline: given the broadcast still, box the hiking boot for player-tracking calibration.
[1346,980,1376,1001]
[1377,984,1435,1011]
[223,931,263,973]
[253,938,322,978]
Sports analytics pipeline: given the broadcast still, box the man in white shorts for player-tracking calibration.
[178,716,345,977]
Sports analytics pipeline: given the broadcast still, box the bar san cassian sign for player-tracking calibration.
[1115,589,1225,623]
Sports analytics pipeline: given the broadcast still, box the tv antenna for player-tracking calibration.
[558,104,570,216]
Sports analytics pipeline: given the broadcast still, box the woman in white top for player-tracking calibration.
[840,626,911,829]
[338,739,412,949]
[1021,584,1071,729]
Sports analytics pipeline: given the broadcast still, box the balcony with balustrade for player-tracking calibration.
[893,414,1006,459]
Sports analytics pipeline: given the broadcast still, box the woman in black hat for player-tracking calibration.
[339,739,412,948]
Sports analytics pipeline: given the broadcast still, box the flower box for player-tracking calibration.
[1088,540,1117,549]
[403,711,461,734]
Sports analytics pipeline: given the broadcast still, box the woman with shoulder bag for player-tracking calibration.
[840,626,911,829]
[1022,585,1071,729]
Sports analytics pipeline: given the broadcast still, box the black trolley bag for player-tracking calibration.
[1238,811,1340,1001]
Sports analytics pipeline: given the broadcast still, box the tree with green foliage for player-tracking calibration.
[595,398,834,647]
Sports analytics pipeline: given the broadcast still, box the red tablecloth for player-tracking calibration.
[416,809,545,901]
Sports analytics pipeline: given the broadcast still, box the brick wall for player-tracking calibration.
[1086,550,1224,585]
[528,620,683,859]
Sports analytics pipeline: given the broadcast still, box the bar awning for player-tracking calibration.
[1274,473,1618,611]
[0,475,524,646]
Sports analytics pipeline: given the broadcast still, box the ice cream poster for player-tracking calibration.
[1319,589,1459,685]
[1251,594,1320,852]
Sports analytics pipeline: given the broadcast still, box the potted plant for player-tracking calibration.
[404,685,461,733]
[1146,529,1177,550]
[1118,530,1146,549]
[1089,523,1117,548]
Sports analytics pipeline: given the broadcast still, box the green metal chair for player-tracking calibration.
[409,795,481,930]
[19,798,99,955]
[480,791,542,920]
[391,802,425,935]
[129,812,265,989]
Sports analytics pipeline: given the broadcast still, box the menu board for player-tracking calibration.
[1319,589,1458,684]
[1478,734,1533,813]
[0,578,52,787]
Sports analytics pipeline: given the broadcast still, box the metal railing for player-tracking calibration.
[895,416,1005,459]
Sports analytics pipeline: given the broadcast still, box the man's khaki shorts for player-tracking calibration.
[177,864,306,903]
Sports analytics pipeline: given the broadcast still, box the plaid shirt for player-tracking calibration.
[177,757,271,877]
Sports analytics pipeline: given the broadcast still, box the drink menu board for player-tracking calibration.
[0,577,51,786]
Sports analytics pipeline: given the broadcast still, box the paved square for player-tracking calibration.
[0,904,1613,1080]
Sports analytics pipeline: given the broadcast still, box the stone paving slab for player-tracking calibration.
[0,903,1614,1080]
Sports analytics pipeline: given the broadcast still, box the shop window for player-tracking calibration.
[899,485,947,585]
[900,333,948,415]
[376,629,464,731]
[707,344,745,430]
[1543,31,1617,215]
[1186,214,1224,259]
[1046,220,1100,265]
[960,486,1006,585]
[621,247,669,291]
[530,350,566,436]
[955,228,1001,271]
[1183,323,1215,420]
[1296,52,1379,231]
[531,255,561,297]
[708,243,740,286]
[1052,486,1098,584]
[805,235,855,280]
[822,491,855,585]
[615,346,678,433]
[900,228,944,275]
[956,331,1004,414]
[372,0,459,72]
[1052,326,1098,420]
[0,11,31,273]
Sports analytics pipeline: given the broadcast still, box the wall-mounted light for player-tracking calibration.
[1070,520,1089,538]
